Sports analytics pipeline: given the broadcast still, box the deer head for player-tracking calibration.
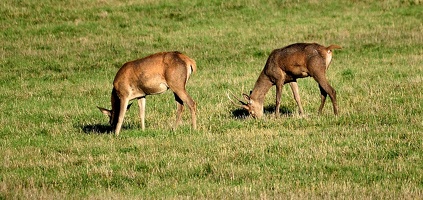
[227,90,264,118]
[97,103,132,128]
[98,107,113,126]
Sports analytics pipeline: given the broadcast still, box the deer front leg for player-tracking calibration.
[115,99,129,136]
[275,81,284,117]
[289,82,304,115]
[138,97,146,130]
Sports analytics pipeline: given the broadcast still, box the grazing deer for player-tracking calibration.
[229,43,341,118]
[98,51,197,135]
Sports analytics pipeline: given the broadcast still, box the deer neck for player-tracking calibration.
[110,88,120,126]
[250,72,273,105]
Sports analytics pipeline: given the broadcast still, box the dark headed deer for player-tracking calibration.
[229,43,341,118]
[98,51,197,135]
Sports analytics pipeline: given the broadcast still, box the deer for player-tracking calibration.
[228,43,342,118]
[97,51,197,135]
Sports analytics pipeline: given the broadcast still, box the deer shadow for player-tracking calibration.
[80,123,142,134]
[231,108,250,119]
[231,105,294,119]
[264,105,294,116]
[80,124,113,134]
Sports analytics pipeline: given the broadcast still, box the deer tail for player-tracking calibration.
[327,45,342,51]
[176,53,197,84]
[179,53,197,75]
[187,57,197,75]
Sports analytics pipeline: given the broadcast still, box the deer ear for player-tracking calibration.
[242,93,250,101]
[98,107,112,117]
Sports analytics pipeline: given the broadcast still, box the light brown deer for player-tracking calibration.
[229,43,341,118]
[98,51,197,135]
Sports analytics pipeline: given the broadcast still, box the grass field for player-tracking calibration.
[1,0,422,199]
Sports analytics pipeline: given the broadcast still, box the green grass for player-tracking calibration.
[1,0,422,199]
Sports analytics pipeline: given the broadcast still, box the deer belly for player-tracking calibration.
[143,82,169,95]
[289,69,309,78]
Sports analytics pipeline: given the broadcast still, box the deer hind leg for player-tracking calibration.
[289,82,304,115]
[138,97,146,130]
[318,85,327,114]
[315,78,338,115]
[173,91,196,130]
[173,93,184,129]
[115,98,130,136]
[309,61,338,115]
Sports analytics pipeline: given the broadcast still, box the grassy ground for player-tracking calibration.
[1,0,422,199]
